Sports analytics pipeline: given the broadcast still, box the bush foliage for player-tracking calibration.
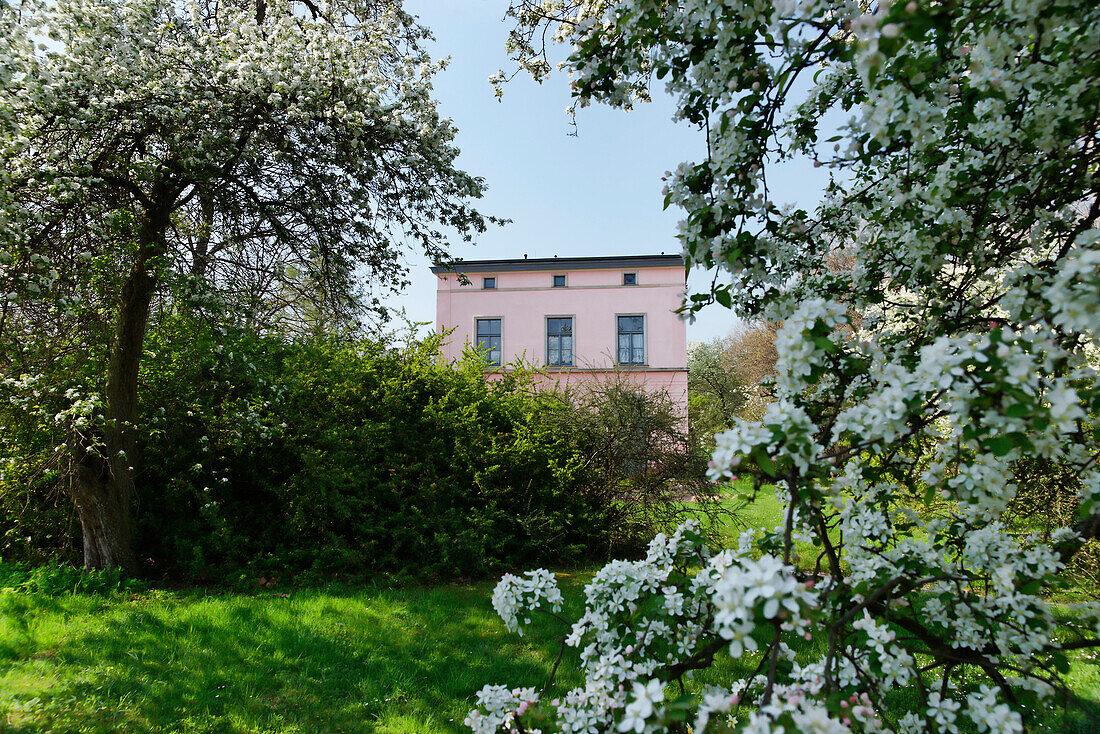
[0,559,143,596]
[544,377,724,552]
[1,318,624,582]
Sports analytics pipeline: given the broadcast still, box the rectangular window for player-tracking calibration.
[552,274,566,288]
[482,277,497,289]
[623,272,637,286]
[476,318,502,366]
[617,315,645,365]
[547,317,573,366]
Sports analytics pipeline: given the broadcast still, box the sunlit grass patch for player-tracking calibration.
[2,486,1098,733]
[0,581,588,733]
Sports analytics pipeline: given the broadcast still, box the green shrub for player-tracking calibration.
[4,315,700,583]
[127,321,614,581]
[543,376,727,552]
[0,558,142,595]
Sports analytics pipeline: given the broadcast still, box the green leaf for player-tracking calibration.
[988,435,1014,457]
[1008,432,1032,449]
[752,446,777,477]
[924,484,938,506]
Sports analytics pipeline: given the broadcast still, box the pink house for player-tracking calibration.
[431,254,688,418]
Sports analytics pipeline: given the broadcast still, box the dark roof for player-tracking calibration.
[430,254,683,274]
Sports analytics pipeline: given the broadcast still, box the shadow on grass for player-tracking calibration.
[4,556,1098,733]
[1057,652,1100,734]
[0,583,583,734]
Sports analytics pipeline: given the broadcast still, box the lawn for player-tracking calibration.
[1,487,1098,733]
[0,579,592,733]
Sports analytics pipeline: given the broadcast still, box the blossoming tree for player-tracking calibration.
[0,0,493,570]
[467,0,1100,731]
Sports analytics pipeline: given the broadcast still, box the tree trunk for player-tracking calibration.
[191,190,214,279]
[72,206,170,572]
[72,446,134,571]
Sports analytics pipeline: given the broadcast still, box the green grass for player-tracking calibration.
[714,480,829,574]
[0,580,591,733]
[2,488,1098,733]
[4,578,1097,734]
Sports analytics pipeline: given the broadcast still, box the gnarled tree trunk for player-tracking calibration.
[71,206,170,572]
[72,447,135,571]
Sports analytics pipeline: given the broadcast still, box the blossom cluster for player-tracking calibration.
[492,568,564,636]
[465,686,541,734]
[468,522,823,733]
[492,0,1100,729]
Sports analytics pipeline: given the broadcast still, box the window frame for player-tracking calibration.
[552,273,567,288]
[615,313,646,366]
[482,276,497,290]
[622,272,638,286]
[475,316,503,367]
[545,315,575,367]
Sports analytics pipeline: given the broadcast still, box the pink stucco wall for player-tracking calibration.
[434,259,689,418]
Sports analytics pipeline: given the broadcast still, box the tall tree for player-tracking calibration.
[0,0,494,570]
[687,336,748,444]
[466,0,1100,731]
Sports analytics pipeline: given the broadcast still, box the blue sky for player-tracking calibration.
[389,0,828,343]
